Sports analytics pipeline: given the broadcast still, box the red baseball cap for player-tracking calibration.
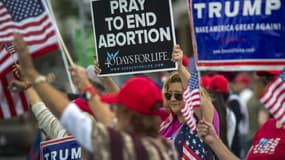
[200,75,211,89]
[234,73,251,86]
[208,74,229,93]
[256,70,280,77]
[182,54,189,67]
[100,76,163,116]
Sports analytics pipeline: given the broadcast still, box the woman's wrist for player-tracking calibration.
[27,70,40,82]
[208,134,222,147]
[24,81,32,89]
[177,62,184,70]
[79,82,92,92]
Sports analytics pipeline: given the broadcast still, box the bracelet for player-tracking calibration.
[81,85,94,93]
[80,85,97,101]
[32,75,47,87]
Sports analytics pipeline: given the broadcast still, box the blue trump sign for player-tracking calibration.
[188,0,285,71]
[40,136,81,160]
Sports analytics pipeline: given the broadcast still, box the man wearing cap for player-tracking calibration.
[13,33,178,160]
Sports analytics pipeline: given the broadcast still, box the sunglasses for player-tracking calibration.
[164,92,183,101]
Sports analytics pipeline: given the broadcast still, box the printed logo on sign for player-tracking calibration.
[105,50,120,67]
[104,51,169,68]
[107,50,119,61]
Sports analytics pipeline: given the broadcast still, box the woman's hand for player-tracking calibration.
[8,80,30,92]
[197,120,219,145]
[94,61,102,75]
[8,64,31,92]
[172,44,183,66]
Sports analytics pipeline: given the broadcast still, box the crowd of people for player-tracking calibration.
[9,32,285,160]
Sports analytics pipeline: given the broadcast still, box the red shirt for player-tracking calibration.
[247,119,285,160]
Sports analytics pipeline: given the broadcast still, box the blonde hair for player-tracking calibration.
[162,72,182,111]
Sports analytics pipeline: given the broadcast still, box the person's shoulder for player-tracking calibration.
[263,118,276,126]
[256,119,276,132]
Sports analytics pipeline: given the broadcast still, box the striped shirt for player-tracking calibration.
[91,122,178,160]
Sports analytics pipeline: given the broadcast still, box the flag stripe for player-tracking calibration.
[19,91,29,112]
[280,113,285,125]
[0,17,11,24]
[259,78,282,102]
[0,72,29,118]
[1,76,16,116]
[0,21,52,39]
[268,88,285,115]
[262,80,284,107]
[182,68,201,132]
[6,72,27,115]
[0,10,8,17]
[0,13,48,35]
[260,80,284,115]
[0,30,56,75]
[26,30,56,45]
[259,69,285,127]
[0,0,58,119]
[182,154,190,160]
[0,43,58,78]
[0,52,11,64]
[183,143,201,160]
[6,72,23,115]
[0,103,3,119]
[0,83,11,118]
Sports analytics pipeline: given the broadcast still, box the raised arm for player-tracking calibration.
[197,120,240,160]
[13,32,115,125]
[172,44,190,89]
[13,33,116,152]
[172,45,214,124]
[69,65,116,126]
[9,64,69,138]
[27,88,69,138]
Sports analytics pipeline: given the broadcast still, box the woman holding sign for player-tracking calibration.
[159,45,218,159]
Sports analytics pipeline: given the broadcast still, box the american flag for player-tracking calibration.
[181,65,201,132]
[0,0,58,75]
[0,70,29,118]
[5,42,16,55]
[0,0,58,118]
[259,69,285,128]
[175,125,209,160]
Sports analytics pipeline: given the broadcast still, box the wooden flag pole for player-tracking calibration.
[45,0,77,93]
[45,0,74,66]
[197,70,203,120]
[57,33,74,65]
